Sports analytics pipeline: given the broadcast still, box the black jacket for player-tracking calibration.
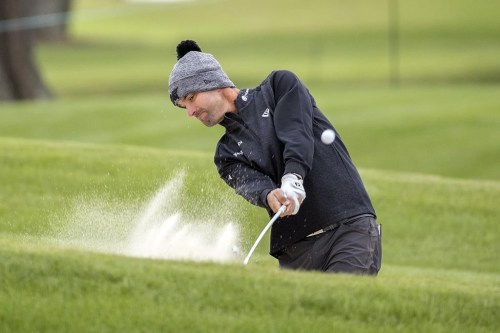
[215,70,375,256]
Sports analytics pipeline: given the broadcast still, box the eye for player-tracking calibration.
[188,93,196,101]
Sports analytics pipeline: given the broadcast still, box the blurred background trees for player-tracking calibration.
[0,0,72,101]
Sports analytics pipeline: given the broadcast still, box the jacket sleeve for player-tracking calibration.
[215,145,277,209]
[270,70,315,178]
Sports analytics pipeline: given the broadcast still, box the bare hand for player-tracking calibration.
[267,188,302,217]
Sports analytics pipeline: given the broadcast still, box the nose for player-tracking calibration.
[186,105,196,117]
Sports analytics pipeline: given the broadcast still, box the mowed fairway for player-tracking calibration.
[1,0,499,332]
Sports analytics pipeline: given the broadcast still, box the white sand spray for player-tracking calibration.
[52,171,242,263]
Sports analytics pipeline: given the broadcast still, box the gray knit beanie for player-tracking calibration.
[168,40,234,106]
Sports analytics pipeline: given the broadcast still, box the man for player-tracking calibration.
[169,40,381,274]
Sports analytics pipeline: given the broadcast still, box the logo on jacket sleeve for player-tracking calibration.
[262,108,270,117]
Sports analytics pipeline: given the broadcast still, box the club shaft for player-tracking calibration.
[243,205,286,265]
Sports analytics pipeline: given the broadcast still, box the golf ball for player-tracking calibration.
[321,129,336,144]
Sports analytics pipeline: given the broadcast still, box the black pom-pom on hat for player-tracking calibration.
[176,40,202,60]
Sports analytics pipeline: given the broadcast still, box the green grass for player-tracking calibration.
[0,139,499,332]
[1,0,499,331]
[31,0,500,96]
[1,138,498,271]
[1,243,498,332]
[1,84,499,180]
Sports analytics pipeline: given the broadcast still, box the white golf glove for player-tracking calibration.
[280,173,306,215]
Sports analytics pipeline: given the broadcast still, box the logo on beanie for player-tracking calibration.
[203,79,213,84]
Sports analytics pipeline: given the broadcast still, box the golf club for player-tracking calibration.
[243,205,286,266]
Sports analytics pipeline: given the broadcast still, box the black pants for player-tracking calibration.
[277,215,382,275]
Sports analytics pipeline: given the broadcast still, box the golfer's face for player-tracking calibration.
[179,90,225,127]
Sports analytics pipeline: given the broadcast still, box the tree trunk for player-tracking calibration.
[29,0,72,42]
[0,58,12,100]
[0,0,73,101]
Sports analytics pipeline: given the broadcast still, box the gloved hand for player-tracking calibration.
[280,173,306,215]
